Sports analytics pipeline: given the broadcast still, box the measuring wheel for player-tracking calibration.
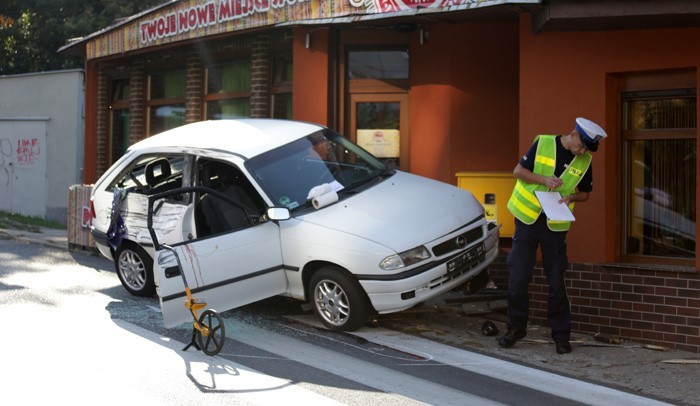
[195,309,226,356]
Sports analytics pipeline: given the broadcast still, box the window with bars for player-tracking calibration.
[622,90,696,263]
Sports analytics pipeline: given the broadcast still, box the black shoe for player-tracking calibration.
[555,340,572,354]
[498,327,527,348]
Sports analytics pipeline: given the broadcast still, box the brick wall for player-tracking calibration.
[129,59,146,145]
[490,249,700,353]
[250,35,270,118]
[564,264,699,352]
[185,48,203,123]
[95,69,108,178]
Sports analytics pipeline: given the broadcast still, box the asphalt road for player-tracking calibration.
[0,233,697,405]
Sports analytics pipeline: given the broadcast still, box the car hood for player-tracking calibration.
[296,171,485,252]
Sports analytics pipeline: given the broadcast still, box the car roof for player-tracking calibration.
[128,119,324,158]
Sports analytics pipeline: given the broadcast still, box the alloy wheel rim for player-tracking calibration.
[315,279,350,326]
[119,250,146,290]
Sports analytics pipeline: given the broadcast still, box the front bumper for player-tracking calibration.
[359,223,500,314]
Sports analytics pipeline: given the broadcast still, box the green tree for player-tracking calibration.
[0,0,166,75]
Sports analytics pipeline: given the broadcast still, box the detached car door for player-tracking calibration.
[147,185,287,328]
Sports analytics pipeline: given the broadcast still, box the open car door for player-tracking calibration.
[147,187,288,328]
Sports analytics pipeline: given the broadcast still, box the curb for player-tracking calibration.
[0,228,70,252]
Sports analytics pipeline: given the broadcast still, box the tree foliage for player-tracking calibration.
[0,0,168,75]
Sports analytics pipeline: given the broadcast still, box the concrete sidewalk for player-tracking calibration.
[378,291,700,406]
[1,225,698,405]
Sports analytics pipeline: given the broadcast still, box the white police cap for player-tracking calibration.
[575,117,607,152]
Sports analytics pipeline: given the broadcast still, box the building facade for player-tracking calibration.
[61,0,700,352]
[0,69,84,224]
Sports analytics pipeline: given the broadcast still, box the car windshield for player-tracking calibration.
[246,129,388,211]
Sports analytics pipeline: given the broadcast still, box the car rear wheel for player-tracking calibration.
[115,243,156,297]
[310,266,371,331]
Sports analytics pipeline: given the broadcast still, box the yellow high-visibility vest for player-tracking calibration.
[507,135,592,231]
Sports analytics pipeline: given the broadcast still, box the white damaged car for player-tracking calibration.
[90,119,499,331]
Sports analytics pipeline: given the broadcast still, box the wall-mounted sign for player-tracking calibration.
[86,0,539,59]
[357,129,400,158]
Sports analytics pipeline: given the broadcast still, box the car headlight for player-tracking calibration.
[379,246,431,270]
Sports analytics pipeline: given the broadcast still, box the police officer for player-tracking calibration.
[499,117,607,354]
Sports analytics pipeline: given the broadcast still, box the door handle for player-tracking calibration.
[164,266,181,278]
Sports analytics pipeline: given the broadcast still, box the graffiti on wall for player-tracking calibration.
[16,137,41,167]
[0,136,41,186]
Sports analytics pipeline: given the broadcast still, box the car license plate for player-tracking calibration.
[446,243,485,277]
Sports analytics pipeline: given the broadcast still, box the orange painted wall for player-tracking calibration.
[410,22,520,185]
[519,14,700,264]
[292,28,330,126]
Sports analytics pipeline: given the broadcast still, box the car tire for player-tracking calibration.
[115,243,156,297]
[310,266,371,331]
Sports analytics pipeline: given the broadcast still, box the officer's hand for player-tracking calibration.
[543,176,563,190]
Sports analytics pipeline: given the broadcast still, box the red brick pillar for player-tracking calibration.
[250,35,270,118]
[95,67,109,178]
[129,58,146,143]
[186,48,203,123]
[82,62,99,184]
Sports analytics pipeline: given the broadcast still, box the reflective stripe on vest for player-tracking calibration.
[507,135,592,231]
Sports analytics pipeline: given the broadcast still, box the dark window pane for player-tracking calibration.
[623,92,696,259]
[271,93,292,119]
[149,104,185,134]
[206,99,250,120]
[272,58,292,85]
[356,102,400,129]
[150,70,186,99]
[112,79,130,103]
[626,139,696,258]
[627,97,696,130]
[348,50,409,79]
[110,109,129,164]
[207,62,251,94]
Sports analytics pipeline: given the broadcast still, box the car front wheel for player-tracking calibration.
[115,243,156,297]
[310,266,371,331]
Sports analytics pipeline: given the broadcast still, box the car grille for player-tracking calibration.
[429,242,486,289]
[431,225,484,257]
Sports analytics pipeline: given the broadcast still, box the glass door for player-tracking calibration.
[349,93,408,170]
[343,46,410,170]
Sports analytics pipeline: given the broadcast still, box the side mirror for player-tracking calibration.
[267,207,290,221]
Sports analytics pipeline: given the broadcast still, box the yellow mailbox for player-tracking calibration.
[456,171,516,238]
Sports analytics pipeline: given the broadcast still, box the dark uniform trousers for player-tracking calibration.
[506,215,571,342]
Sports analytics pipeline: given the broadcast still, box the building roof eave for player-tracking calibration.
[59,0,543,58]
[532,0,700,33]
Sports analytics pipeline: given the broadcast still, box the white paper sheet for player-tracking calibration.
[535,191,576,221]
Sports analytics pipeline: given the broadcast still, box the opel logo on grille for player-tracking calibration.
[456,235,467,247]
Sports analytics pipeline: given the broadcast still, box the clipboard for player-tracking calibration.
[535,191,575,221]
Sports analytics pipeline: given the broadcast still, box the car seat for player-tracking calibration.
[145,158,171,189]
[199,162,255,234]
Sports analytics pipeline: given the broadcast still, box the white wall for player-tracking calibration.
[0,70,84,224]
